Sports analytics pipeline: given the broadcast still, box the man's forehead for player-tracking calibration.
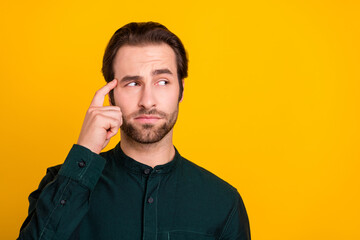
[115,44,175,63]
[113,43,177,79]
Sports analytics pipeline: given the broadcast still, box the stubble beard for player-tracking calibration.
[120,107,179,144]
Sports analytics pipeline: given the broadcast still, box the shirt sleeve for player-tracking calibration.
[18,144,106,240]
[219,192,251,240]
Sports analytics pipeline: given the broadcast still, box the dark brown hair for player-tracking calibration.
[102,22,188,105]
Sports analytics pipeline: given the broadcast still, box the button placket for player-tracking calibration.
[142,172,161,239]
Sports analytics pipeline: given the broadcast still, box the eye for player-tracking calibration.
[126,82,138,87]
[157,79,168,86]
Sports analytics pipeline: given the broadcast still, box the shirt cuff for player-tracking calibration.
[58,144,106,190]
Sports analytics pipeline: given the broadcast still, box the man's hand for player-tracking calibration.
[77,79,122,154]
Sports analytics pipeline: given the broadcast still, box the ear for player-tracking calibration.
[179,79,185,103]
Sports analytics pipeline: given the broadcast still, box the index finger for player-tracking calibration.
[90,79,118,107]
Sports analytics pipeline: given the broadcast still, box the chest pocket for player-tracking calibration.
[168,231,216,240]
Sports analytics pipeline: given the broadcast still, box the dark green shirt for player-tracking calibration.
[18,143,250,240]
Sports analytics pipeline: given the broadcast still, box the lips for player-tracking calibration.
[135,115,161,119]
[134,115,162,123]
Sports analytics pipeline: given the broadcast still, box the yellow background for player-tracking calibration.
[1,0,359,239]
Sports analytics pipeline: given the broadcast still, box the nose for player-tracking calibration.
[138,84,156,109]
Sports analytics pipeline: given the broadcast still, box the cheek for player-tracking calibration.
[161,92,180,111]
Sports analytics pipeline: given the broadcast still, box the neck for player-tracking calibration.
[120,129,175,168]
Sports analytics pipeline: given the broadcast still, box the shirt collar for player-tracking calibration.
[114,142,181,175]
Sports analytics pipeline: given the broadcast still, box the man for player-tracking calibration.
[18,22,250,240]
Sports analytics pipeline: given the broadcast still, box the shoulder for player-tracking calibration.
[180,156,237,191]
[178,156,240,202]
[174,155,244,225]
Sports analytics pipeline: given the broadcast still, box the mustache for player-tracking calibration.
[130,108,167,118]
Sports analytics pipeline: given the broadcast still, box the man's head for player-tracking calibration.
[102,22,188,105]
[102,22,188,144]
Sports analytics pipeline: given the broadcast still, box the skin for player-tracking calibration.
[77,43,183,167]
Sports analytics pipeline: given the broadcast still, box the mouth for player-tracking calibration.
[134,115,162,124]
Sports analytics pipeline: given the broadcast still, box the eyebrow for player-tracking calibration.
[120,75,141,83]
[120,68,173,83]
[152,68,173,76]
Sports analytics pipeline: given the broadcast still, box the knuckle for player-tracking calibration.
[87,107,96,114]
[93,114,102,122]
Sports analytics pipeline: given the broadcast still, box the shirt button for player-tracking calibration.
[144,169,151,175]
[148,197,154,204]
[60,199,66,205]
[78,160,86,168]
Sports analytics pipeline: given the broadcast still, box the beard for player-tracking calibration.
[120,107,179,144]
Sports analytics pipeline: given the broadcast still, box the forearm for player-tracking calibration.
[18,145,106,240]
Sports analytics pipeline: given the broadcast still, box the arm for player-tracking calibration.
[219,192,251,240]
[18,79,121,239]
[18,144,106,240]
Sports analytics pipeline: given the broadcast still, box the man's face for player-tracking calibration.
[112,44,182,144]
